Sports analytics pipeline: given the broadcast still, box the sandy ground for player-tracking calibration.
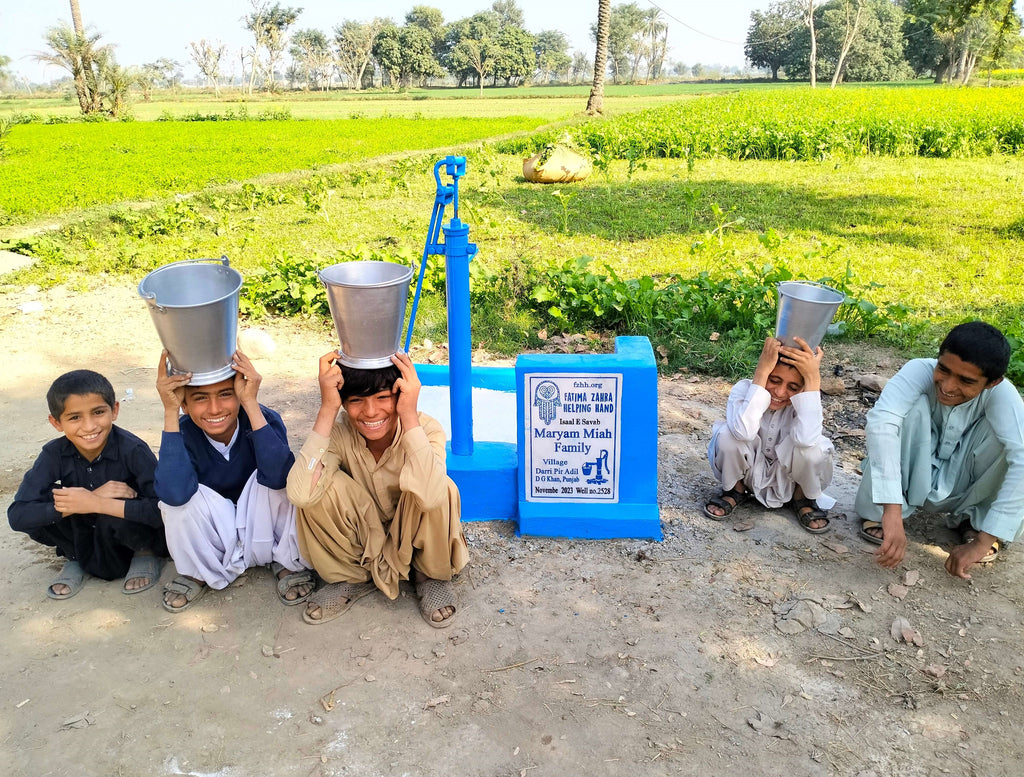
[1,282,1023,777]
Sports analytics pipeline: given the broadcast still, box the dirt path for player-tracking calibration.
[2,283,1022,777]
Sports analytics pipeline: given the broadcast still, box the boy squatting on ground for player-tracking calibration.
[154,348,314,612]
[287,350,469,628]
[704,336,835,533]
[8,370,166,599]
[856,321,1024,579]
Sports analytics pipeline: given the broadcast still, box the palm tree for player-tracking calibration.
[69,0,84,36]
[642,8,667,82]
[586,0,610,115]
[36,23,111,114]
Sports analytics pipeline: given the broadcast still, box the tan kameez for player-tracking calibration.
[286,412,468,599]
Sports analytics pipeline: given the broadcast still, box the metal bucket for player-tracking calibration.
[775,281,844,350]
[319,260,413,368]
[138,257,243,385]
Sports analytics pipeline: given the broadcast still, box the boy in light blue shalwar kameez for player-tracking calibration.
[856,321,1024,579]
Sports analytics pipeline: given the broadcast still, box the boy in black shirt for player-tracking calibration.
[8,370,166,599]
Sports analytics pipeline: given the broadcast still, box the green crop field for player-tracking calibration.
[2,84,1023,379]
[0,116,549,217]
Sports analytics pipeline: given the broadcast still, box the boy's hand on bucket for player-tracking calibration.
[231,350,263,408]
[317,351,344,413]
[156,350,190,411]
[779,337,823,393]
[752,336,782,386]
[391,351,421,428]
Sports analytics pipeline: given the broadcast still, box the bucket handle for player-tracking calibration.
[140,256,230,313]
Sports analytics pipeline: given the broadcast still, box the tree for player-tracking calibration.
[903,0,1022,83]
[571,49,592,83]
[492,24,536,86]
[586,0,610,114]
[535,30,572,83]
[491,0,525,28]
[244,2,302,92]
[290,28,332,90]
[443,12,501,87]
[833,0,913,81]
[189,39,226,94]
[406,5,447,60]
[604,3,646,83]
[334,19,383,90]
[36,22,112,114]
[744,1,804,80]
[0,54,13,92]
[372,23,443,88]
[104,62,135,117]
[808,0,818,86]
[642,8,668,81]
[829,0,866,86]
[138,58,181,99]
[457,38,493,94]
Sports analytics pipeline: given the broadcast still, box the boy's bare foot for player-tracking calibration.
[123,551,162,593]
[413,572,457,627]
[302,580,375,624]
[163,575,207,611]
[276,565,314,602]
[47,559,85,599]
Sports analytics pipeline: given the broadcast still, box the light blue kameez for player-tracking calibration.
[855,359,1024,542]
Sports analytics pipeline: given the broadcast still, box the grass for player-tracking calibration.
[0,116,549,219]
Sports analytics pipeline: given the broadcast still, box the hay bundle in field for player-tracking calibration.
[523,145,592,183]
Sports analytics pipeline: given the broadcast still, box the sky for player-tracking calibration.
[1,0,769,84]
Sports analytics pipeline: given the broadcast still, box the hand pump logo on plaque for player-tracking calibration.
[525,374,622,503]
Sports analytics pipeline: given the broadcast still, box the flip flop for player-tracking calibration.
[961,527,1000,563]
[47,559,86,600]
[122,554,163,595]
[789,498,831,534]
[302,580,375,625]
[415,577,458,629]
[271,562,315,606]
[703,487,750,521]
[859,519,884,546]
[162,575,208,613]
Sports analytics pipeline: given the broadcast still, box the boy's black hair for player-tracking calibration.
[340,364,401,401]
[939,321,1010,382]
[46,369,116,417]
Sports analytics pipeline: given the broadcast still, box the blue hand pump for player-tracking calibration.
[404,156,477,456]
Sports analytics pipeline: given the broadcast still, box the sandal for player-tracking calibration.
[162,575,208,613]
[122,554,163,595]
[271,562,315,606]
[703,487,750,521]
[789,498,831,534]
[415,576,458,629]
[302,580,375,625]
[859,519,884,546]
[47,559,86,600]
[961,526,1000,564]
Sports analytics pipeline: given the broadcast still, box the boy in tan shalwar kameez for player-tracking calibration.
[287,350,468,628]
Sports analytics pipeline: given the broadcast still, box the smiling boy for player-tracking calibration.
[856,321,1024,578]
[154,349,313,611]
[8,370,165,599]
[704,336,836,533]
[287,351,468,628]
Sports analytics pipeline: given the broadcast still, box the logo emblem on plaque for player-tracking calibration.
[533,380,561,425]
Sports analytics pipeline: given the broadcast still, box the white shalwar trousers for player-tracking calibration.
[160,472,309,590]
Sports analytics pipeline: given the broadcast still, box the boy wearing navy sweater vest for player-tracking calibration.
[154,349,313,612]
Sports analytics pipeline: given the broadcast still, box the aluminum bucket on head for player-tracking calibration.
[319,260,413,369]
[775,281,845,350]
[138,257,243,386]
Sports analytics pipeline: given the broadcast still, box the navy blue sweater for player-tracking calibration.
[154,405,294,507]
[8,425,161,531]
